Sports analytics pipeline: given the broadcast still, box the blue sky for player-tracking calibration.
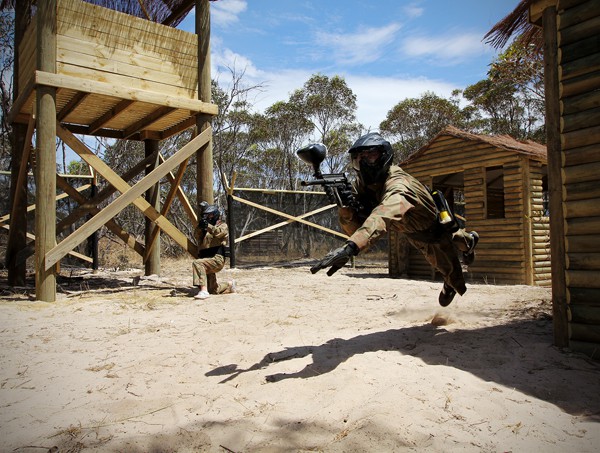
[178,0,518,132]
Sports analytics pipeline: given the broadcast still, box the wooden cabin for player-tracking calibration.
[6,0,216,301]
[527,0,600,357]
[389,126,550,286]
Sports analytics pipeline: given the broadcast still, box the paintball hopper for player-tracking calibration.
[297,143,327,177]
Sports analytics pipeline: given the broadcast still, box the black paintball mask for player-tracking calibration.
[348,132,393,185]
[202,204,221,225]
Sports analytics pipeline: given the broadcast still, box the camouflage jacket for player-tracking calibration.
[339,165,437,251]
[195,220,229,251]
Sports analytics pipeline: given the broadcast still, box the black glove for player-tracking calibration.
[310,241,359,276]
[198,218,208,230]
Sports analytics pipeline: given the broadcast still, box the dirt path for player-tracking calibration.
[1,260,599,452]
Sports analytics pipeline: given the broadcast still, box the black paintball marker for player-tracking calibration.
[296,143,363,211]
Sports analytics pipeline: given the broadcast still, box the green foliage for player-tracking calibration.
[380,91,467,161]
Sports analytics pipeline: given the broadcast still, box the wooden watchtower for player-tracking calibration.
[6,0,217,301]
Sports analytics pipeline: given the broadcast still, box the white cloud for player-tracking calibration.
[315,23,402,65]
[401,32,488,62]
[212,44,459,132]
[403,3,424,19]
[346,75,458,130]
[211,0,247,26]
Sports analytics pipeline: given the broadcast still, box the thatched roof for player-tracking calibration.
[402,126,547,165]
[484,0,543,52]
[1,0,216,27]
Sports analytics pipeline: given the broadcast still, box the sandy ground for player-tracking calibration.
[0,259,599,452]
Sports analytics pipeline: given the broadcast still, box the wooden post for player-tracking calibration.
[543,6,569,347]
[6,0,31,286]
[87,172,99,271]
[196,0,213,207]
[144,140,161,275]
[227,192,236,267]
[35,0,57,301]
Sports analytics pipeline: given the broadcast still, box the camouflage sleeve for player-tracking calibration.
[347,192,417,251]
[338,207,364,237]
[207,222,229,241]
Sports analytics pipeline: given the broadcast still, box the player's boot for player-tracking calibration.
[462,231,479,266]
[438,282,457,307]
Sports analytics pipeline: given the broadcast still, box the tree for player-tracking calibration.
[462,40,545,142]
[290,74,359,173]
[380,91,466,161]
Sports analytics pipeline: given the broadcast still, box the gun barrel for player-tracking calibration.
[301,179,326,186]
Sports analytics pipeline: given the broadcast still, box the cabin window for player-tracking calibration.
[542,175,549,216]
[486,166,505,219]
[432,172,465,228]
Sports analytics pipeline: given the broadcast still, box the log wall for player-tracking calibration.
[557,0,600,355]
[392,134,549,287]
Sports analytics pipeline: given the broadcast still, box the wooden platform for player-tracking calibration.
[8,0,217,140]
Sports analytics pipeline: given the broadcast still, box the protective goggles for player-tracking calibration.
[351,146,382,170]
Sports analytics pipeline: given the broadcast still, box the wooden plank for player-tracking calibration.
[565,198,600,218]
[559,14,600,46]
[559,34,600,64]
[560,70,600,98]
[566,216,600,235]
[558,0,600,30]
[55,175,145,257]
[56,62,198,101]
[563,143,600,166]
[89,99,134,134]
[567,252,600,270]
[569,322,600,343]
[565,180,600,201]
[563,161,600,184]
[235,204,340,243]
[560,52,600,80]
[561,106,600,132]
[562,86,600,117]
[35,71,218,115]
[143,157,189,262]
[566,234,600,252]
[58,0,199,58]
[47,126,211,269]
[231,194,348,240]
[159,153,197,224]
[123,106,175,139]
[569,304,600,323]
[57,33,197,75]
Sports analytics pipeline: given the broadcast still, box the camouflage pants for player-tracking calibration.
[192,254,229,294]
[407,229,471,295]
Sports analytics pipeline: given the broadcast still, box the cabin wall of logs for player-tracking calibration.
[389,126,550,287]
[529,0,600,357]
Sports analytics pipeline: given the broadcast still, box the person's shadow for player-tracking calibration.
[206,319,600,419]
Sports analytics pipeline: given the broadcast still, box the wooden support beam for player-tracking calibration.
[35,0,57,301]
[124,106,175,139]
[47,126,210,269]
[231,194,348,240]
[35,70,218,115]
[57,91,88,121]
[542,6,569,348]
[235,204,342,243]
[89,99,134,135]
[143,156,189,262]
[159,153,197,224]
[56,175,145,257]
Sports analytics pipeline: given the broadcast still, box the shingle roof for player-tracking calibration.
[402,125,547,165]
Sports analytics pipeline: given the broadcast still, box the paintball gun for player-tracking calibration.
[296,143,363,211]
